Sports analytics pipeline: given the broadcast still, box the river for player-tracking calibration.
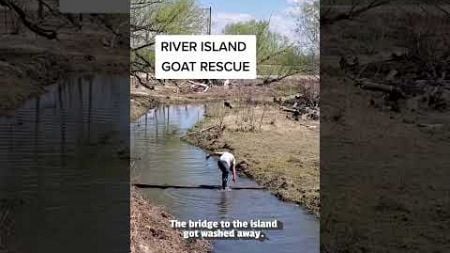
[0,75,129,252]
[131,104,319,253]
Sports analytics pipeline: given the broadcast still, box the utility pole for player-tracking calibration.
[207,6,212,86]
[208,6,211,35]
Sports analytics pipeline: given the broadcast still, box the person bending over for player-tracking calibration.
[206,151,237,190]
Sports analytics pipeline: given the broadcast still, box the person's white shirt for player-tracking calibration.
[219,152,235,168]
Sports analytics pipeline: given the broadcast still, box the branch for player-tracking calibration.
[321,0,390,25]
[258,45,294,64]
[0,0,57,39]
[131,41,155,52]
[131,72,154,90]
[131,0,163,10]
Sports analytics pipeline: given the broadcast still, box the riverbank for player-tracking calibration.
[131,188,211,253]
[129,76,319,252]
[130,76,320,216]
[183,102,320,217]
[321,5,450,251]
[130,76,317,121]
[0,30,128,116]
[130,93,159,121]
[130,106,211,252]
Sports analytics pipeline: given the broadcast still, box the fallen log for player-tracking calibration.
[416,123,444,129]
[184,125,219,136]
[358,79,396,93]
[299,123,317,129]
[356,79,405,98]
[280,106,298,113]
[187,80,209,93]
[133,183,266,190]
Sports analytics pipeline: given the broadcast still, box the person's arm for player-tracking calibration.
[231,159,237,183]
[206,151,224,159]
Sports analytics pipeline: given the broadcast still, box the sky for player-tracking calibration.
[198,0,303,41]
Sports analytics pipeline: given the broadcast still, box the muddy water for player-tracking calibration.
[0,76,129,252]
[131,104,319,253]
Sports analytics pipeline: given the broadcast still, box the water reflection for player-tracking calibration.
[0,75,129,253]
[218,191,230,218]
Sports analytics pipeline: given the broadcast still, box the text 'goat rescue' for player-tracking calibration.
[155,35,257,79]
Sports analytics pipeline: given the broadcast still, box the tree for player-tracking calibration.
[223,20,307,82]
[0,0,127,41]
[130,0,206,83]
[296,0,319,52]
[294,0,319,74]
[0,0,57,38]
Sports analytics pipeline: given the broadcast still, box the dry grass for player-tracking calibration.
[321,5,450,252]
[321,75,450,252]
[134,75,318,106]
[185,103,320,216]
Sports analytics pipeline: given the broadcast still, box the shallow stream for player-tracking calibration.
[131,104,319,253]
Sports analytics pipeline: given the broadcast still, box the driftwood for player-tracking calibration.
[416,123,444,129]
[356,79,406,99]
[280,90,320,122]
[187,80,209,93]
[357,79,398,93]
[299,123,317,129]
[281,106,298,113]
[184,125,219,136]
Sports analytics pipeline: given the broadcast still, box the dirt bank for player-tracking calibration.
[184,103,320,217]
[130,93,159,121]
[321,5,450,251]
[131,188,211,253]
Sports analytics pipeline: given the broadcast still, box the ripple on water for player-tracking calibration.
[0,75,130,252]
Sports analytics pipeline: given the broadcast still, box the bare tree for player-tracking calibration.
[130,0,206,85]
[294,0,319,75]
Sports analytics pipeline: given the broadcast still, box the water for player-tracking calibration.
[0,75,129,252]
[131,104,319,253]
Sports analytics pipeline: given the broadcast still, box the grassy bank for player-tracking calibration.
[184,102,320,217]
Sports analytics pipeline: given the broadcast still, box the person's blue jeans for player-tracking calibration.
[217,160,229,189]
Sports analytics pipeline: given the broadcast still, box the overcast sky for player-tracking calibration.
[199,0,303,42]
